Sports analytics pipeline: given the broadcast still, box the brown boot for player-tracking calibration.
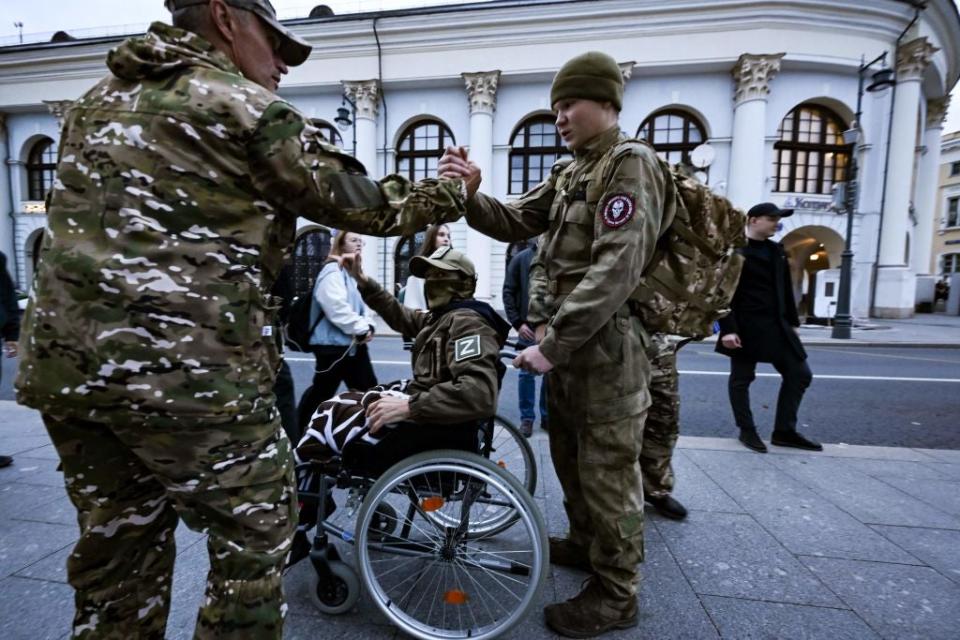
[545,576,638,638]
[549,536,591,572]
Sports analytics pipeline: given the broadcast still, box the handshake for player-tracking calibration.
[437,146,482,200]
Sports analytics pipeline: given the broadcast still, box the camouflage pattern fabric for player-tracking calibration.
[15,22,464,422]
[640,333,680,498]
[43,411,295,640]
[464,125,670,599]
[15,22,464,640]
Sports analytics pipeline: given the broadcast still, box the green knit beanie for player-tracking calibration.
[550,51,624,111]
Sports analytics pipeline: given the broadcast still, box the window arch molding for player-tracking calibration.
[635,107,708,166]
[773,103,852,195]
[507,111,568,195]
[23,136,58,201]
[394,117,456,181]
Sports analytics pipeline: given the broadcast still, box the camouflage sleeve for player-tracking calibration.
[526,245,550,327]
[248,101,465,236]
[463,177,554,243]
[407,315,500,424]
[356,276,428,338]
[539,149,666,366]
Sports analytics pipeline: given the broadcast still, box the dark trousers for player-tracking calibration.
[297,343,377,429]
[274,359,299,444]
[728,350,812,434]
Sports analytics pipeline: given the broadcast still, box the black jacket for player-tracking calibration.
[715,239,805,362]
[0,252,20,342]
[502,247,534,330]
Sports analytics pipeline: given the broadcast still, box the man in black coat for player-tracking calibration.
[0,251,20,468]
[716,203,821,453]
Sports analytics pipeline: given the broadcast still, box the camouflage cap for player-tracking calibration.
[166,0,312,66]
[410,246,477,279]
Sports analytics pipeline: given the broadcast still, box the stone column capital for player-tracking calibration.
[342,80,380,121]
[462,71,501,115]
[43,99,73,129]
[619,61,636,82]
[925,95,950,130]
[732,53,784,106]
[896,37,938,82]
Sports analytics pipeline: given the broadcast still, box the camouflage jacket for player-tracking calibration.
[16,23,464,422]
[357,278,504,424]
[465,126,673,367]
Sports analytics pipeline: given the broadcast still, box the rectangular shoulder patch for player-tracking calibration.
[454,335,482,362]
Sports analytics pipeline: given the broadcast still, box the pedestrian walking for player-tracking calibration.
[13,1,465,637]
[502,243,548,437]
[716,202,821,453]
[439,51,674,637]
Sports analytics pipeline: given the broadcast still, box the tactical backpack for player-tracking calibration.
[597,139,747,338]
[283,295,324,352]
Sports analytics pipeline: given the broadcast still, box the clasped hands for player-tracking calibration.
[437,146,482,200]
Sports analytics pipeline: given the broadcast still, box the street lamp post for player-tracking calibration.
[334,95,357,157]
[832,53,895,339]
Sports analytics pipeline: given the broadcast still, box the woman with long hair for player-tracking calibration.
[402,223,451,310]
[297,230,378,429]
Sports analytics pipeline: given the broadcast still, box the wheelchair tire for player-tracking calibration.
[367,502,398,541]
[490,415,538,495]
[355,450,548,640]
[309,560,360,615]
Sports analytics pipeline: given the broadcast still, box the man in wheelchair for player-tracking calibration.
[294,246,511,513]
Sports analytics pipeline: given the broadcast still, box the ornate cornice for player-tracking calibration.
[896,37,939,82]
[732,53,784,106]
[43,99,73,129]
[926,95,951,130]
[619,61,636,81]
[342,80,380,120]
[462,70,500,115]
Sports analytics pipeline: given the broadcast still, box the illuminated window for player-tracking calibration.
[26,137,57,201]
[396,119,455,180]
[508,115,569,194]
[636,109,706,165]
[774,105,851,194]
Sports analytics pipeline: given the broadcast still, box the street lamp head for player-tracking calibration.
[866,67,895,93]
[334,105,352,131]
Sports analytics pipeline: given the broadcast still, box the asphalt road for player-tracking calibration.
[3,339,958,449]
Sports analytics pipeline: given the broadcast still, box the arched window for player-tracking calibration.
[636,109,706,165]
[396,119,455,180]
[26,137,57,201]
[292,228,332,299]
[311,119,343,147]
[508,115,568,194]
[774,105,851,194]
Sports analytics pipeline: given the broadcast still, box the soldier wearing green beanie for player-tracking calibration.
[439,51,678,637]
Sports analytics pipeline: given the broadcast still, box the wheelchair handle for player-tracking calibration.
[499,350,520,361]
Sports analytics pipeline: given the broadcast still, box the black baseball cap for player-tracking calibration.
[747,202,794,218]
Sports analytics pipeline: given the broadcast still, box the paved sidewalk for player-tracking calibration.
[2,400,959,639]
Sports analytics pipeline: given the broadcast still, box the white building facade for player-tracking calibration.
[0,0,958,319]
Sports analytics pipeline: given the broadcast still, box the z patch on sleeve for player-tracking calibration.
[600,193,635,228]
[454,335,482,362]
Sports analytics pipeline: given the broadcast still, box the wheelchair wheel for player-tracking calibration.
[309,560,361,615]
[355,450,548,640]
[367,503,399,541]
[490,415,537,495]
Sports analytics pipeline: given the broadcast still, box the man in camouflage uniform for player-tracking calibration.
[15,1,464,638]
[439,51,675,637]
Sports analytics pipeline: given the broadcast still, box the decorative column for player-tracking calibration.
[726,53,783,209]
[619,62,636,82]
[43,100,73,131]
[343,80,381,281]
[912,96,950,278]
[874,37,938,318]
[462,70,500,301]
[0,113,15,278]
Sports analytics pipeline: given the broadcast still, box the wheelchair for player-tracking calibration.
[289,347,546,640]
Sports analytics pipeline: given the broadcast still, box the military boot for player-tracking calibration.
[544,576,638,638]
[549,536,591,572]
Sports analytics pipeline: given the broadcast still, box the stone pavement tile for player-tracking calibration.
[667,451,743,514]
[777,457,960,530]
[657,512,840,607]
[0,435,55,458]
[870,525,960,584]
[677,437,943,462]
[166,536,208,639]
[0,456,65,487]
[0,576,75,640]
[701,595,881,640]
[913,449,960,465]
[802,556,960,640]
[174,520,206,553]
[923,462,960,480]
[0,519,76,578]
[283,612,399,639]
[14,542,71,583]
[683,450,920,564]
[877,478,960,518]
[0,482,66,521]
[844,458,957,482]
[16,495,77,527]
[551,541,719,639]
[14,443,61,461]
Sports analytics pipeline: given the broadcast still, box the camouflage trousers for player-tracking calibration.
[640,334,681,499]
[43,410,296,640]
[546,308,651,600]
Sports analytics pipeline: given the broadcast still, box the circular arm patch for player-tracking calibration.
[600,193,635,228]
